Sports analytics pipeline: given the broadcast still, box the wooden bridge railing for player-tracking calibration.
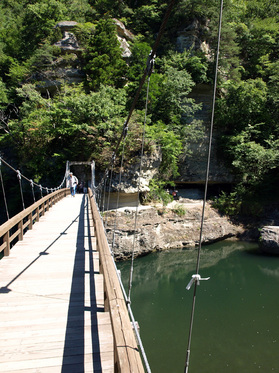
[88,188,145,373]
[0,188,70,257]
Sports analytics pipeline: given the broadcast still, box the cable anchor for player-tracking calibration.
[16,170,21,180]
[111,152,116,164]
[147,51,156,76]
[186,274,210,290]
[123,121,129,138]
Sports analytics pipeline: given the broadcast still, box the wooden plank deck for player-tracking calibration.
[0,194,114,373]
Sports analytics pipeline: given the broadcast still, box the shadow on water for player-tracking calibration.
[61,195,101,372]
[243,247,279,258]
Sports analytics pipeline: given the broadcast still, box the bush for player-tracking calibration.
[212,191,242,216]
[143,179,173,206]
[171,204,186,217]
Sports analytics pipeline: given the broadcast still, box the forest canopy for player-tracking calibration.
[0,0,278,214]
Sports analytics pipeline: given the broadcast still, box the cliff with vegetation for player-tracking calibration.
[0,0,279,220]
[105,198,245,260]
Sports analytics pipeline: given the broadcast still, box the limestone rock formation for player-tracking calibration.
[176,19,210,57]
[36,19,133,93]
[178,84,233,184]
[113,19,134,58]
[110,150,162,194]
[54,31,81,53]
[259,226,279,255]
[105,198,244,260]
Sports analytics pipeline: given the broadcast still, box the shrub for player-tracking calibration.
[212,191,242,216]
[172,204,186,217]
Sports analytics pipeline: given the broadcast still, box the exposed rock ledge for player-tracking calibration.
[259,226,279,255]
[104,198,245,261]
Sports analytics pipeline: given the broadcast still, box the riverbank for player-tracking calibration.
[104,197,246,260]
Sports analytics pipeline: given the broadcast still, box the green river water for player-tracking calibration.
[117,240,279,373]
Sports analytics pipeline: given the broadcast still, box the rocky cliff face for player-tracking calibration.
[104,198,244,260]
[175,19,233,185]
[36,19,233,187]
[178,84,233,185]
[36,19,133,94]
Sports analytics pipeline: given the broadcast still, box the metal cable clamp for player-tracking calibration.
[186,274,210,290]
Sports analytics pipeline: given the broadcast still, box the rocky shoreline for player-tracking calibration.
[104,197,247,261]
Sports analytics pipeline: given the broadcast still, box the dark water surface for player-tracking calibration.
[117,240,279,373]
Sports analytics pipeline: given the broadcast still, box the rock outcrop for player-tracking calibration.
[176,19,210,57]
[110,149,162,194]
[104,198,244,260]
[36,19,133,93]
[259,226,279,255]
[35,18,232,186]
[178,84,234,184]
[113,19,134,58]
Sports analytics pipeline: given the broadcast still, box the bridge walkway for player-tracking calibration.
[0,194,114,373]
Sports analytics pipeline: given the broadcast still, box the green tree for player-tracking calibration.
[146,120,183,180]
[151,64,200,128]
[83,18,128,90]
[0,83,128,178]
[216,78,268,135]
[237,18,279,79]
[20,0,68,59]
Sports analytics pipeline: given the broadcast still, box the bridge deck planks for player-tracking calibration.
[0,194,114,373]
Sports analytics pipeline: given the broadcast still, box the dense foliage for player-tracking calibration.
[0,0,278,214]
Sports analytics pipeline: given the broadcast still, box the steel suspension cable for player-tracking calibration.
[104,154,116,227]
[184,1,224,372]
[111,139,127,256]
[99,1,176,219]
[128,70,152,304]
[100,0,177,234]
[30,179,36,203]
[101,172,108,214]
[0,156,67,196]
[112,0,177,158]
[17,170,25,210]
[91,189,151,373]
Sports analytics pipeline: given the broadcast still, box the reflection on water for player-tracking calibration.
[117,240,279,373]
[259,266,279,279]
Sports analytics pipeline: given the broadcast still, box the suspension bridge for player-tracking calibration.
[0,0,225,371]
[0,158,148,373]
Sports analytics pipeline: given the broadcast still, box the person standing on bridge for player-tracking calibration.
[68,172,78,197]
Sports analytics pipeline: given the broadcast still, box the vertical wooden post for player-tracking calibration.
[28,212,33,230]
[3,231,10,256]
[19,220,23,241]
[41,202,45,216]
[36,207,40,222]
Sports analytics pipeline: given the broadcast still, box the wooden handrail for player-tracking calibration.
[88,188,145,373]
[0,188,70,256]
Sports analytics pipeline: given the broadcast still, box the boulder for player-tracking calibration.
[55,21,78,31]
[54,31,81,53]
[259,226,279,255]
